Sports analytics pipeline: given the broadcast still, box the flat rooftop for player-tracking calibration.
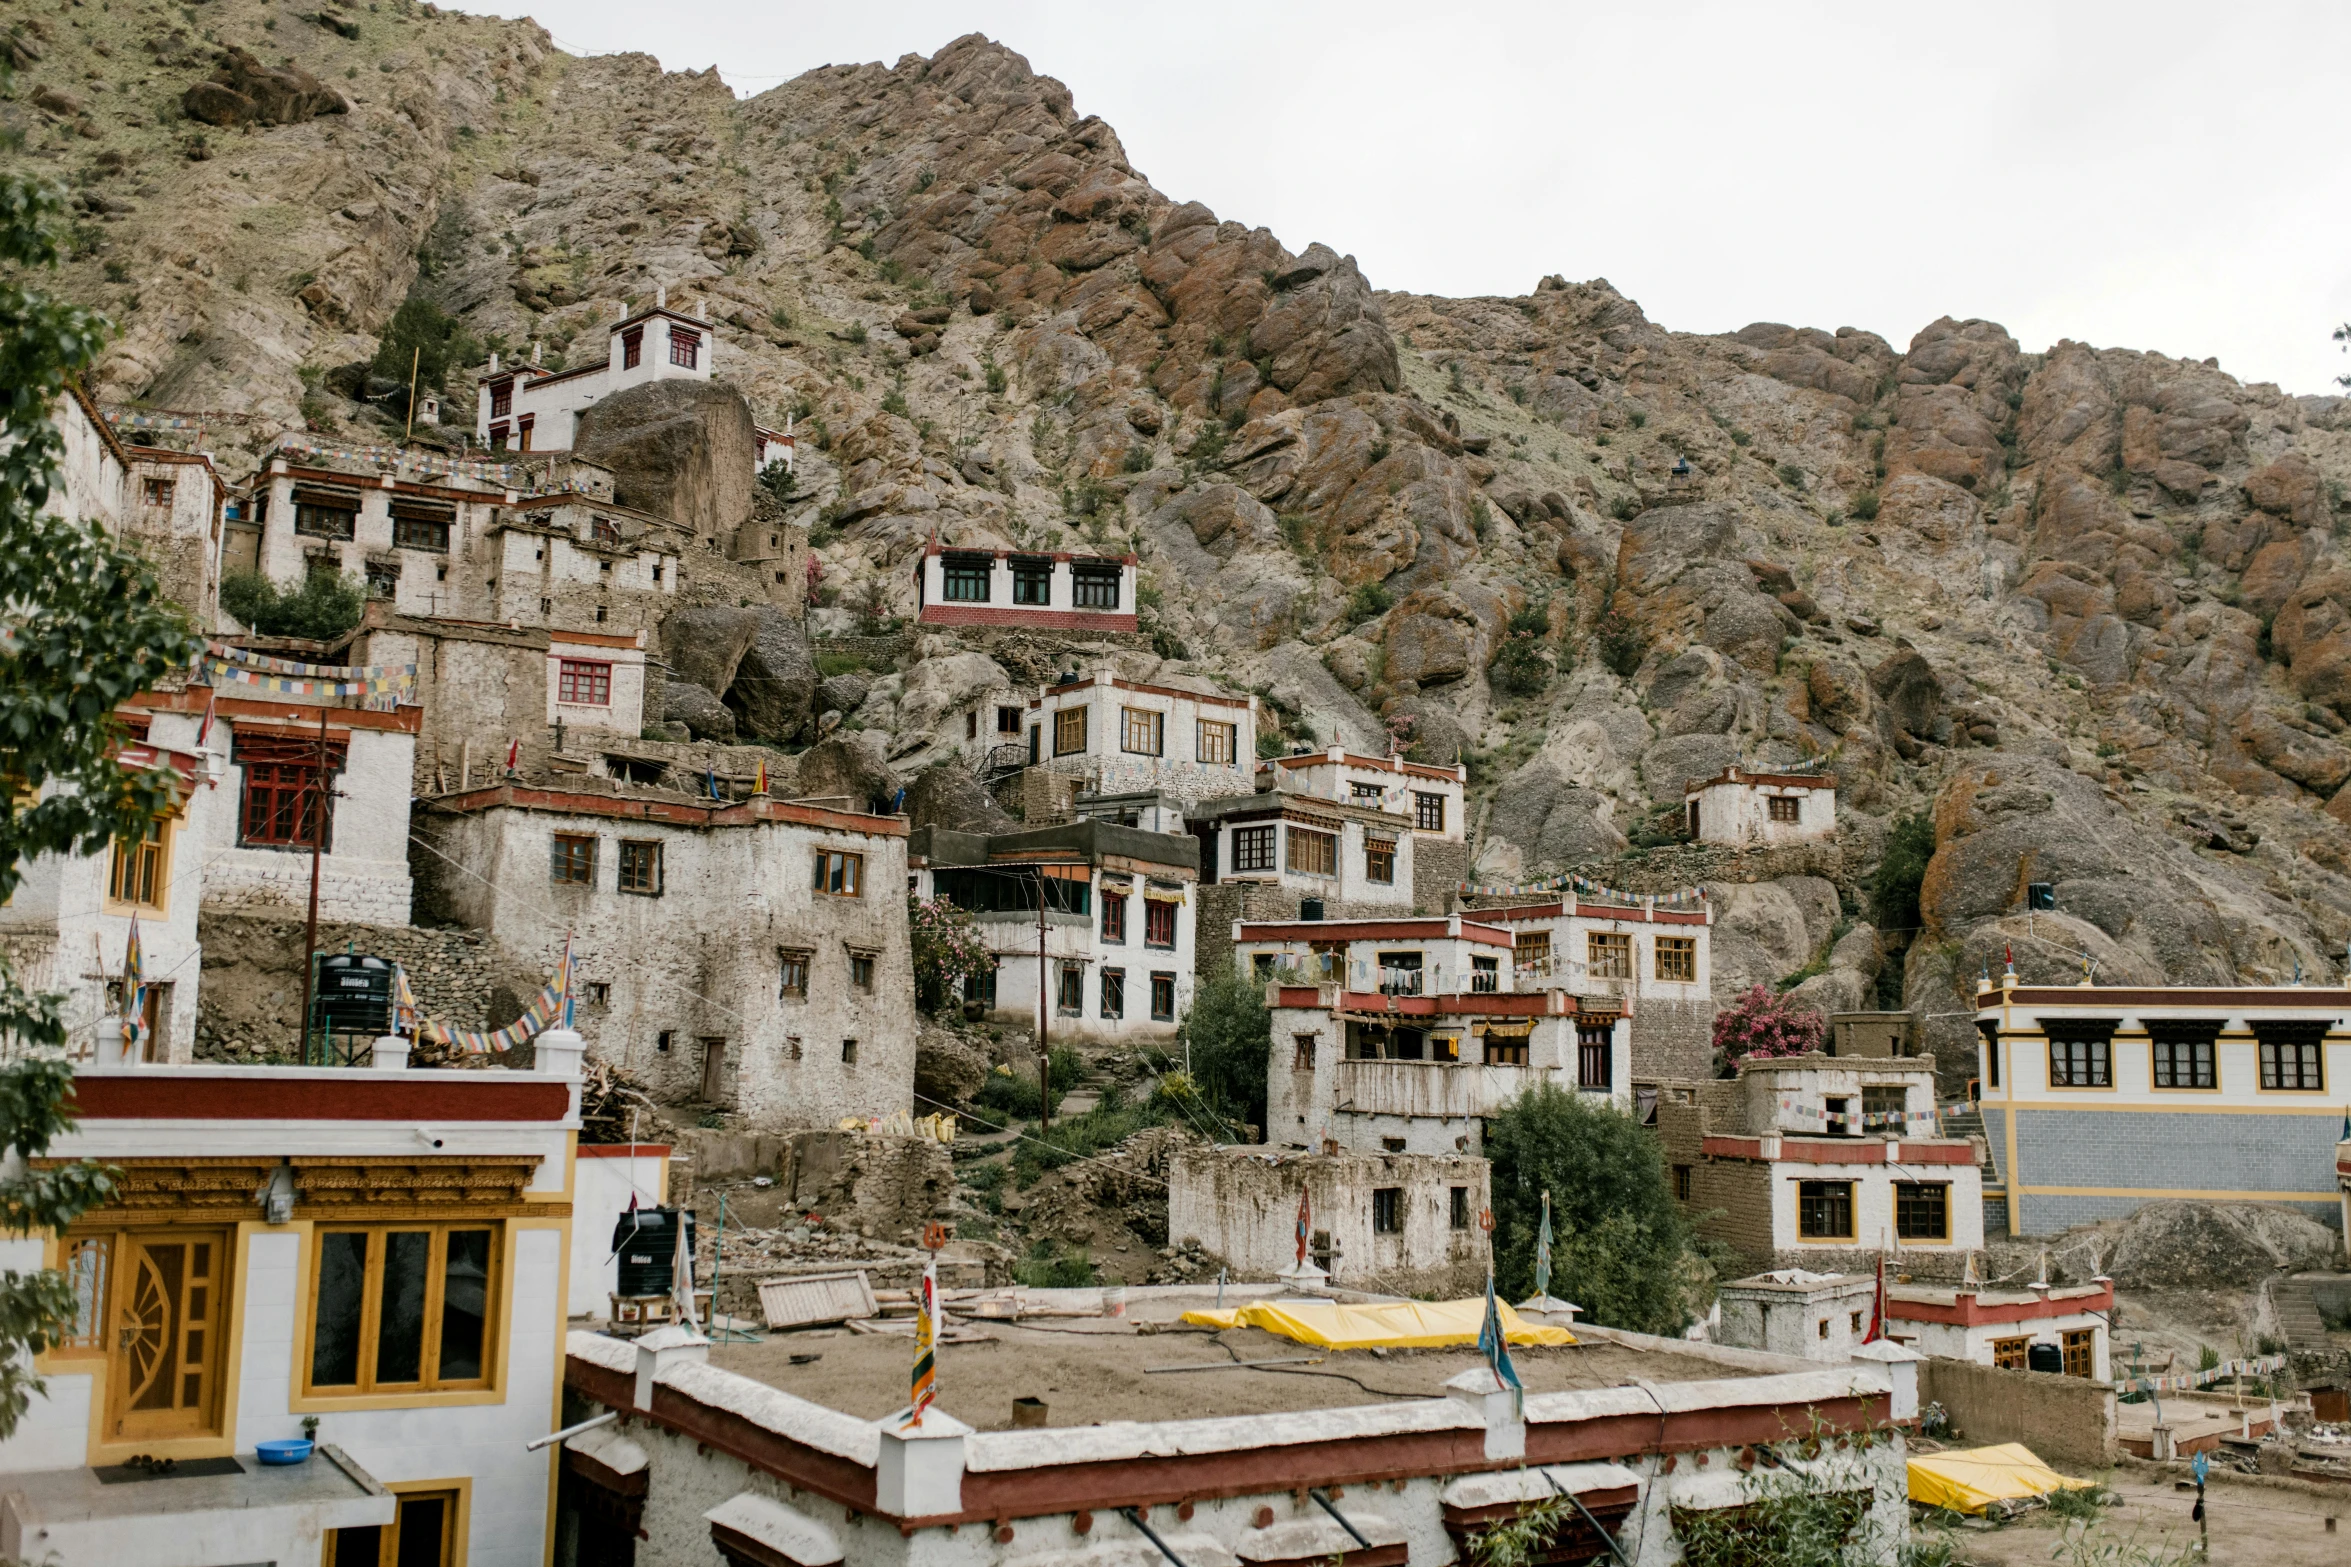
[707,1290,1757,1430]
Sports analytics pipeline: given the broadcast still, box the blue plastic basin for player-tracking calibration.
[255,1439,313,1466]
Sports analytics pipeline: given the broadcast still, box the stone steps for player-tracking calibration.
[2273,1276,2333,1355]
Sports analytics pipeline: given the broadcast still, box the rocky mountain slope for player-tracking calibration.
[19,4,2351,1062]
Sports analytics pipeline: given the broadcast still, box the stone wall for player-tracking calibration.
[1659,1096,1776,1275]
[1632,994,1717,1081]
[1194,882,1423,983]
[1414,838,1469,916]
[1917,1356,2117,1467]
[1168,1147,1490,1297]
[194,910,504,1060]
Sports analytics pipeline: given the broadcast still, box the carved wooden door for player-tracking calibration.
[106,1229,228,1442]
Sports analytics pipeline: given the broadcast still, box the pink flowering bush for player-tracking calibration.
[908,894,994,1014]
[1711,983,1825,1076]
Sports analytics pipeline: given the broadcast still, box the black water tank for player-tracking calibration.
[2027,1341,2064,1374]
[313,954,393,1036]
[612,1207,697,1298]
[1299,898,1325,921]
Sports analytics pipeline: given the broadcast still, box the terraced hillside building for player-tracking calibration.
[1975,975,2351,1235]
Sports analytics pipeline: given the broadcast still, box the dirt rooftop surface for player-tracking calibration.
[706,1301,1756,1429]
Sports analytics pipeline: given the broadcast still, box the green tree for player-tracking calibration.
[0,171,208,1436]
[906,893,991,1015]
[219,568,366,641]
[1485,1083,1690,1334]
[368,294,476,418]
[1175,969,1270,1137]
[1872,810,1936,935]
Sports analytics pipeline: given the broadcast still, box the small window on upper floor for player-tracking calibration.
[621,328,643,370]
[669,326,701,369]
[140,476,176,508]
[1769,795,1802,823]
[1071,563,1120,609]
[1414,792,1446,832]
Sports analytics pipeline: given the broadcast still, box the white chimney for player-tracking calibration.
[489,351,500,372]
[696,299,707,321]
[530,340,540,364]
[656,283,667,308]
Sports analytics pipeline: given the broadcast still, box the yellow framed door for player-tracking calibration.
[105,1228,228,1442]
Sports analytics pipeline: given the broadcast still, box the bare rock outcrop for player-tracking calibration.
[574,379,758,541]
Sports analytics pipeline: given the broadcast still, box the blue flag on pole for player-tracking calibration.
[1476,1268,1523,1417]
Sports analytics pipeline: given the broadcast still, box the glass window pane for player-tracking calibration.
[395,1495,448,1567]
[436,1230,492,1382]
[312,1232,369,1387]
[375,1231,431,1384]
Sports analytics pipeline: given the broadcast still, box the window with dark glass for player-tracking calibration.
[1053,707,1087,756]
[1232,824,1276,873]
[237,735,341,848]
[1861,1084,1909,1129]
[295,500,359,539]
[1450,1187,1469,1229]
[1415,792,1445,832]
[1372,1188,1402,1234]
[812,850,863,896]
[1150,971,1176,1020]
[1100,969,1125,1019]
[306,1224,496,1395]
[1798,1181,1854,1240]
[1071,563,1120,609]
[618,840,662,895]
[489,379,513,417]
[1376,950,1423,996]
[1768,795,1802,823]
[1587,931,1632,979]
[1577,1023,1613,1088]
[1101,890,1127,943]
[140,475,176,507]
[1365,838,1396,884]
[622,327,643,368]
[1011,556,1052,605]
[668,326,700,369]
[942,554,992,601]
[2048,1031,2112,1087]
[1484,1026,1529,1066]
[391,507,451,552]
[1470,954,1498,993]
[1121,707,1164,756]
[1145,898,1177,948]
[1293,1033,1317,1070]
[1895,1182,1949,1241]
[551,834,596,885]
[778,949,810,998]
[850,952,876,991]
[1057,963,1084,1015]
[1286,827,1336,877]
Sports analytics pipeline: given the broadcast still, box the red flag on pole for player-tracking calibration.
[1295,1187,1311,1268]
[1864,1253,1886,1343]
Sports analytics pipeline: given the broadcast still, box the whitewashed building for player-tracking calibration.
[1472,894,1716,1080]
[1233,914,1514,998]
[1259,744,1468,844]
[1976,976,2351,1236]
[0,1043,583,1566]
[1715,1270,1885,1362]
[476,300,720,452]
[1264,969,1628,1155]
[413,788,916,1127]
[910,822,1199,1043]
[914,544,1139,634]
[1191,794,1416,912]
[1024,670,1255,802]
[1168,1146,1493,1296]
[1884,1278,2112,1379]
[1684,767,1838,847]
[44,385,228,628]
[1661,1055,1985,1275]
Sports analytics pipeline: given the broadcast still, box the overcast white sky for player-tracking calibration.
[451,1,2351,394]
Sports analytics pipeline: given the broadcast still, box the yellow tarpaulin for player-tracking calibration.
[1179,1297,1576,1349]
[1906,1444,2095,1515]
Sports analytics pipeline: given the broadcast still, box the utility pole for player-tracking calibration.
[1036,865,1050,1132]
[296,705,329,1064]
[402,344,421,443]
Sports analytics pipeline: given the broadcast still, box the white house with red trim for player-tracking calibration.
[1261,948,1632,1154]
[0,1043,584,1566]
[1884,1278,2112,1380]
[1259,744,1468,844]
[914,543,1138,633]
[1662,1056,1985,1274]
[1471,895,1716,1080]
[1190,794,1416,911]
[475,300,718,453]
[1027,670,1257,804]
[1684,766,1838,847]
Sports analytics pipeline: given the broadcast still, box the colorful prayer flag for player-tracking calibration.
[910,1248,938,1424]
[1476,1267,1523,1417]
[1533,1190,1553,1302]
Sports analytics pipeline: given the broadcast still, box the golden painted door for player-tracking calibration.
[106,1229,228,1442]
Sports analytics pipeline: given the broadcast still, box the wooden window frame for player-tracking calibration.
[668,326,701,369]
[1053,706,1087,756]
[1071,564,1120,609]
[295,502,358,540]
[1056,963,1084,1016]
[1121,706,1164,756]
[1894,1181,1949,1242]
[1577,1025,1613,1089]
[1767,794,1801,823]
[1484,1028,1529,1067]
[1197,720,1237,766]
[2062,1328,2096,1379]
[300,1223,502,1402]
[1100,968,1125,1019]
[106,813,174,914]
[489,378,514,417]
[1145,898,1177,949]
[392,514,450,552]
[1231,824,1276,873]
[1797,1180,1855,1241]
[942,556,992,602]
[2048,1037,2111,1088]
[812,849,864,897]
[551,834,597,886]
[1991,1336,2030,1370]
[1150,971,1176,1021]
[558,659,613,707]
[1513,932,1552,974]
[1414,791,1445,832]
[1010,557,1052,605]
[140,475,177,508]
[1293,1033,1316,1070]
[621,328,643,370]
[778,948,811,999]
[849,951,876,991]
[617,840,662,896]
[2258,1032,2327,1092]
[240,758,330,849]
[1365,838,1396,885]
[1587,931,1632,980]
[1654,935,1697,982]
[1285,826,1336,878]
[1100,891,1126,944]
[1371,1187,1402,1235]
